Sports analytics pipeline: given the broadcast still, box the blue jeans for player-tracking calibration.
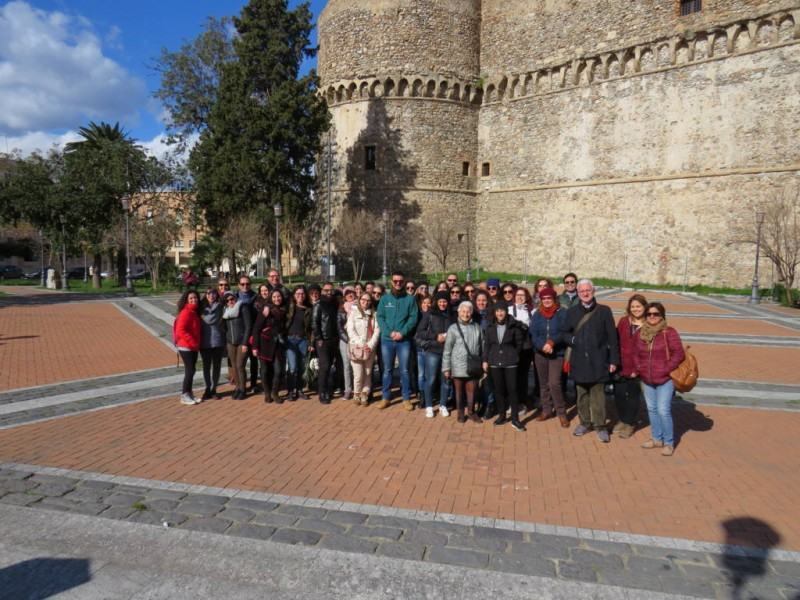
[417,349,427,397]
[285,336,308,378]
[380,338,411,400]
[422,351,451,409]
[642,380,675,446]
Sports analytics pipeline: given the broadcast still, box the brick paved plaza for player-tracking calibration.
[1,287,799,599]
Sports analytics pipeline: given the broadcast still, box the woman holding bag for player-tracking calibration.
[442,301,485,424]
[632,302,685,456]
[347,292,381,406]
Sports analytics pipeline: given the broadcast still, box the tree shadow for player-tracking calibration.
[0,335,39,342]
[337,98,422,278]
[673,398,714,445]
[720,518,781,600]
[0,557,91,599]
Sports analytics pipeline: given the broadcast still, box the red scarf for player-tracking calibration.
[538,303,558,319]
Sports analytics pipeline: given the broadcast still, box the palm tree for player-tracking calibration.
[65,121,132,152]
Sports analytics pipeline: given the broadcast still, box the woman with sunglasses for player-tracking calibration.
[632,302,685,456]
[285,286,312,400]
[222,290,252,399]
[614,294,648,439]
[199,288,225,400]
[463,283,476,302]
[174,289,202,405]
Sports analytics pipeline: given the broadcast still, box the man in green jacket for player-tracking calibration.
[376,270,419,410]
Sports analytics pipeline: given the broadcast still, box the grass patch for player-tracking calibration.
[131,501,148,511]
[0,278,181,295]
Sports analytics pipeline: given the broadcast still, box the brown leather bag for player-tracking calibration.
[664,332,699,393]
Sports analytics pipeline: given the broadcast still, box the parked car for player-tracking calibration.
[22,270,41,280]
[0,265,24,280]
[66,267,90,280]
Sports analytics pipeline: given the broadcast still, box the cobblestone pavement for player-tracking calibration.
[1,463,798,600]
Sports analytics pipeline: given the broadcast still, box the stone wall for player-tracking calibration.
[480,0,799,76]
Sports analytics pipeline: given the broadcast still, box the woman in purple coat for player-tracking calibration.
[632,302,685,456]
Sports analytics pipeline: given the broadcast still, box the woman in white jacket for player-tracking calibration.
[346,292,381,406]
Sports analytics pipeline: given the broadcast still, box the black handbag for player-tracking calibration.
[456,323,483,379]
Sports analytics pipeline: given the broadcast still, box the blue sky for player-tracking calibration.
[0,0,326,157]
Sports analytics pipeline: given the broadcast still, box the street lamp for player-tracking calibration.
[273,203,283,273]
[59,214,69,290]
[121,195,133,294]
[381,208,388,285]
[749,210,766,304]
[39,229,45,287]
[459,229,472,282]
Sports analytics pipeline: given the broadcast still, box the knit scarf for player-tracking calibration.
[538,303,558,319]
[639,318,668,345]
[223,301,241,320]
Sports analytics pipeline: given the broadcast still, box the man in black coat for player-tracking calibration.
[312,282,339,404]
[564,279,619,443]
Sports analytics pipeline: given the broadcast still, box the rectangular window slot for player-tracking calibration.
[364,145,376,171]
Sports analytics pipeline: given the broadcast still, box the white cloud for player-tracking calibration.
[1,129,81,155]
[0,1,146,134]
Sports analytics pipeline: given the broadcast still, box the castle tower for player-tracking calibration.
[317,0,482,277]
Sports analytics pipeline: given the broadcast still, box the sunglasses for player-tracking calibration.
[447,279,457,283]
[225,297,236,303]
[565,280,577,285]
[218,284,230,289]
[405,285,415,290]
[503,289,514,295]
[487,286,498,290]
[646,312,662,317]
[372,292,382,297]
[239,282,250,286]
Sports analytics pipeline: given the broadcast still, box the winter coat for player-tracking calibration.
[633,327,685,386]
[509,304,533,351]
[483,318,525,368]
[531,307,567,358]
[200,301,225,349]
[563,301,620,384]
[174,306,201,351]
[558,292,580,310]
[415,309,452,355]
[377,291,419,340]
[617,316,643,378]
[312,296,338,343]
[346,308,380,353]
[237,290,257,343]
[251,305,286,362]
[285,303,312,339]
[442,320,483,378]
[223,301,253,346]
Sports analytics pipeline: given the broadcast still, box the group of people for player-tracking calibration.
[172,269,686,455]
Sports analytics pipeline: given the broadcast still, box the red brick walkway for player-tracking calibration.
[0,302,175,390]
[0,396,797,550]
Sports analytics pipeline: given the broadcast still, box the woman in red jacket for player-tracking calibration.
[632,302,685,456]
[613,294,647,439]
[174,290,202,406]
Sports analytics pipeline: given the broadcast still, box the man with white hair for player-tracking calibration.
[563,279,619,443]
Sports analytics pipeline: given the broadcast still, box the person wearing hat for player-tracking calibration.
[415,291,454,418]
[486,278,501,304]
[531,287,569,427]
[482,300,527,431]
[222,290,252,400]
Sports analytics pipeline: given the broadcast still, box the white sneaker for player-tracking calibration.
[440,405,450,417]
[180,393,196,406]
[425,407,434,418]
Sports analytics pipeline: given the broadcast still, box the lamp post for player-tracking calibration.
[381,208,388,285]
[59,215,69,290]
[121,195,133,294]
[464,228,472,282]
[39,229,45,287]
[273,203,283,273]
[326,131,334,278]
[749,210,766,304]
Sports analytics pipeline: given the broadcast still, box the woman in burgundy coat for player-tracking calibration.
[632,302,685,456]
[251,289,287,403]
[614,294,648,439]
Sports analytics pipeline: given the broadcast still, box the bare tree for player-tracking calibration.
[333,207,380,281]
[425,220,455,275]
[221,213,267,276]
[131,211,182,288]
[730,185,800,304]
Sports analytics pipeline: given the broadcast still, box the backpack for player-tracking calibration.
[665,333,699,393]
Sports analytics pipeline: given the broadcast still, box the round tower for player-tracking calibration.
[317,0,482,277]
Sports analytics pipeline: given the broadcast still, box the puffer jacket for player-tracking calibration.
[633,327,685,386]
[200,301,225,349]
[442,320,483,378]
[617,316,642,378]
[174,305,201,351]
[415,308,452,355]
[346,308,380,353]
[223,302,253,346]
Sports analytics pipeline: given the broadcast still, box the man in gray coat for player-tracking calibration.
[563,279,619,443]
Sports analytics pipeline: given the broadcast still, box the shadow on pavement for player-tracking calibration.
[0,292,131,308]
[721,517,781,600]
[673,399,714,444]
[0,557,91,599]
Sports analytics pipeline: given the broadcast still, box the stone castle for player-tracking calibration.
[317,0,800,287]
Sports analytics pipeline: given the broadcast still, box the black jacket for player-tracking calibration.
[564,301,620,384]
[414,309,453,355]
[223,304,253,346]
[482,318,525,367]
[312,297,338,343]
[285,303,312,339]
[337,308,349,343]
